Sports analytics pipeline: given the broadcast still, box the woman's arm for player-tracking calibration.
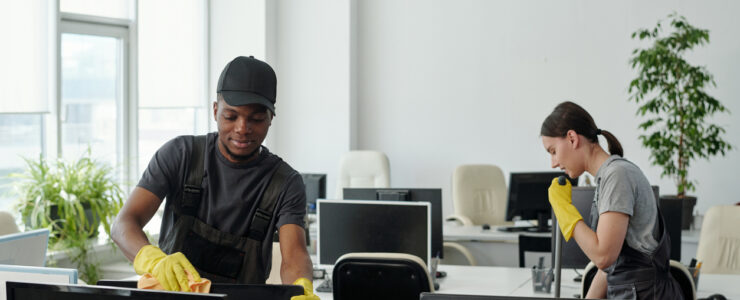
[572,211,629,269]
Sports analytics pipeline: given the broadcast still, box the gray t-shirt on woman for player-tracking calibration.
[595,155,659,255]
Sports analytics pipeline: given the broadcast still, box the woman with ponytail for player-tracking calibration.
[541,101,682,299]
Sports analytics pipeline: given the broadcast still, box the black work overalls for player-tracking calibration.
[158,135,290,284]
[592,159,683,299]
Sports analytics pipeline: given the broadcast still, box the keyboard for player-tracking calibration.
[315,279,332,293]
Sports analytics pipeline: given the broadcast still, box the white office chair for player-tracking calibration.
[0,211,20,236]
[697,205,740,274]
[335,151,390,199]
[441,242,477,266]
[447,164,508,226]
[266,242,282,284]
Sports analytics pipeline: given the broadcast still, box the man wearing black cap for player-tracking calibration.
[111,56,318,299]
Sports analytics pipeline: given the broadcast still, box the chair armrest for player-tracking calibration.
[445,214,474,226]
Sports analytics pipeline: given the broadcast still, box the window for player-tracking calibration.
[0,115,44,211]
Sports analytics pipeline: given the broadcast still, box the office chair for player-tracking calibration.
[335,151,390,199]
[332,252,434,300]
[518,234,551,268]
[442,241,477,266]
[0,211,20,236]
[697,205,740,274]
[580,260,695,300]
[446,164,507,226]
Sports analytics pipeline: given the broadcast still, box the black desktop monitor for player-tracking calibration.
[317,200,431,267]
[343,188,443,259]
[95,280,304,300]
[301,173,326,214]
[554,186,664,269]
[506,172,578,232]
[6,281,226,300]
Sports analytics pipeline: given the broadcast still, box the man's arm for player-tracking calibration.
[278,224,313,284]
[111,187,163,261]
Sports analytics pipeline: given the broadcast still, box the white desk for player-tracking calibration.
[443,224,702,267]
[315,265,740,299]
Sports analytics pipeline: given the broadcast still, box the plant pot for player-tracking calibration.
[659,195,696,230]
[24,203,101,238]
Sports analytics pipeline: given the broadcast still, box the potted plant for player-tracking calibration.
[628,13,732,229]
[10,150,125,283]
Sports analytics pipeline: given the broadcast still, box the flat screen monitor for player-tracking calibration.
[96,280,303,300]
[1,265,77,300]
[301,173,326,214]
[317,199,431,268]
[506,172,578,232]
[5,281,227,300]
[342,188,443,259]
[0,228,50,266]
[554,186,661,269]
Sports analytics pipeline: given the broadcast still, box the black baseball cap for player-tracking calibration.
[217,56,276,114]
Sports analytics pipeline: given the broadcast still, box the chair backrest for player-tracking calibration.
[451,164,507,225]
[332,252,433,300]
[336,151,390,199]
[669,259,696,300]
[0,211,19,236]
[518,235,551,268]
[580,260,695,300]
[697,205,740,274]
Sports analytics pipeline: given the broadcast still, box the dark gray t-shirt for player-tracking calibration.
[138,132,306,247]
[595,155,659,256]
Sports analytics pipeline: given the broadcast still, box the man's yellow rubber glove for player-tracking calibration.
[548,177,583,241]
[290,277,320,300]
[133,245,202,292]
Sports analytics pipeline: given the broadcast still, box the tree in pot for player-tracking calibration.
[10,150,125,283]
[628,13,732,229]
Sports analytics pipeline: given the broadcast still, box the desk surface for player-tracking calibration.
[314,265,740,299]
[444,224,550,242]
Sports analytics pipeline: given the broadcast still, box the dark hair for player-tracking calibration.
[540,101,623,157]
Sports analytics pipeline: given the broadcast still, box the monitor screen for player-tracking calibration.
[301,173,326,214]
[317,200,430,267]
[554,186,661,269]
[0,228,50,266]
[342,188,443,259]
[6,281,226,300]
[95,280,304,300]
[506,172,578,230]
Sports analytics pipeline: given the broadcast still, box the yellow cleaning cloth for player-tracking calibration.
[137,269,211,293]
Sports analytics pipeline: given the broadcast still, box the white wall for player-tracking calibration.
[270,0,740,217]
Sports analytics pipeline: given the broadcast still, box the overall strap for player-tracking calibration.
[182,135,207,216]
[247,161,291,242]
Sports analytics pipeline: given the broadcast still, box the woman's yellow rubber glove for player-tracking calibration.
[133,245,202,292]
[291,277,320,300]
[548,177,582,241]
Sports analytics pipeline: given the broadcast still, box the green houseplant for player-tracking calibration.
[11,150,125,283]
[628,13,732,229]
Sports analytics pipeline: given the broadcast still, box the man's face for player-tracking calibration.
[213,99,272,163]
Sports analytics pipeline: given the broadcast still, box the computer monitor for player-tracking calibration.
[317,199,431,268]
[0,265,77,300]
[96,280,304,300]
[0,228,50,266]
[554,186,662,269]
[5,281,227,300]
[342,188,443,259]
[300,173,326,214]
[506,172,578,232]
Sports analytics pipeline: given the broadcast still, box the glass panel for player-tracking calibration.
[0,114,43,211]
[60,0,133,20]
[137,108,205,175]
[61,33,121,168]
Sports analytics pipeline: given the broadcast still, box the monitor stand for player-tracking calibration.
[527,212,551,232]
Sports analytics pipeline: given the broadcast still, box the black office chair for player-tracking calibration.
[518,234,551,268]
[580,260,695,300]
[332,252,434,300]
